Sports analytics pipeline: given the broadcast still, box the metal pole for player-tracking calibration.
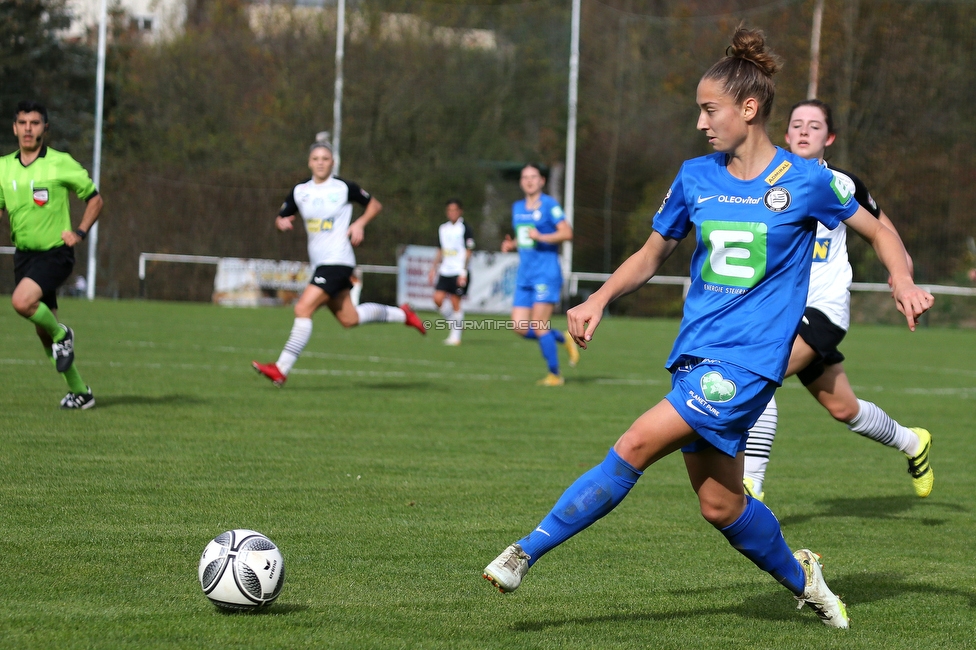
[562,0,580,293]
[807,0,825,100]
[86,0,108,299]
[333,0,346,176]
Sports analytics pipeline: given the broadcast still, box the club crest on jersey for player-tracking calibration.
[532,210,542,221]
[763,187,791,212]
[32,188,49,206]
[700,371,736,403]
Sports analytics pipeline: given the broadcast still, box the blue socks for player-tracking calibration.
[518,449,642,565]
[537,331,560,375]
[523,327,564,344]
[720,496,806,596]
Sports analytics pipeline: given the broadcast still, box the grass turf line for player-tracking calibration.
[0,298,974,649]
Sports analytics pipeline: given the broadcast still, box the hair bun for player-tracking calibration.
[727,26,782,77]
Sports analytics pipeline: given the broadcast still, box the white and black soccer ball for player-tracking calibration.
[198,529,285,610]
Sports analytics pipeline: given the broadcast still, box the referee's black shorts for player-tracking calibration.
[14,245,75,310]
[795,307,847,386]
[435,273,469,297]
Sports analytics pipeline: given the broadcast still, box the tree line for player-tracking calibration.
[1,0,974,319]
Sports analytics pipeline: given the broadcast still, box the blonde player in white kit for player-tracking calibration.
[743,99,933,500]
[252,139,426,387]
[427,199,474,345]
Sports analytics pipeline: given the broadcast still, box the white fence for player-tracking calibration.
[134,250,976,313]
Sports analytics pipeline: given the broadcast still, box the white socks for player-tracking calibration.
[276,317,312,375]
[847,399,919,455]
[355,303,406,325]
[743,396,777,489]
[448,309,464,342]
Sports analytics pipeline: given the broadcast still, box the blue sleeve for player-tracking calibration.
[809,164,858,229]
[548,198,566,225]
[651,168,691,239]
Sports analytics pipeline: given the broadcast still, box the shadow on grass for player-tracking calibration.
[215,602,309,616]
[512,573,976,631]
[94,394,209,408]
[779,495,967,527]
[512,590,802,631]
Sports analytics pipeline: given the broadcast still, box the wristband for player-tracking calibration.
[74,228,88,240]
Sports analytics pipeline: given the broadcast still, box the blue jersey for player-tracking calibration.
[653,147,858,383]
[512,193,565,286]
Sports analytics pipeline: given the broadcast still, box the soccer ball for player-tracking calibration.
[198,529,285,610]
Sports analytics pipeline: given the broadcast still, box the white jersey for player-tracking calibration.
[806,163,881,331]
[279,176,372,268]
[437,217,475,277]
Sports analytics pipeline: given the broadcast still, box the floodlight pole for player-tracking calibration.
[562,0,580,294]
[86,0,108,300]
[333,0,346,176]
[807,0,825,99]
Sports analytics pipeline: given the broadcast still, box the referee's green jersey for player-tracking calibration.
[0,145,98,251]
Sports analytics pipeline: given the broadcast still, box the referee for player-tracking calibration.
[1,101,103,409]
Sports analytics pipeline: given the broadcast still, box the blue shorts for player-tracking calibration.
[664,357,778,458]
[513,282,561,307]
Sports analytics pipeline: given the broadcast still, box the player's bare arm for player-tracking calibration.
[568,232,680,348]
[845,207,933,330]
[528,220,573,245]
[878,211,914,280]
[348,197,382,246]
[61,193,103,247]
[275,215,295,231]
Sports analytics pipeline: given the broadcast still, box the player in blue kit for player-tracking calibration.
[482,27,934,629]
[500,164,579,385]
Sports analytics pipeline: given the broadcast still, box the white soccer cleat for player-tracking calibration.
[794,549,849,628]
[482,544,530,593]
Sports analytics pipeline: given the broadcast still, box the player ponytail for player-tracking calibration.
[702,26,782,123]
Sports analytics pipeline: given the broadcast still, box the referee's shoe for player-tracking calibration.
[52,324,75,372]
[61,387,95,410]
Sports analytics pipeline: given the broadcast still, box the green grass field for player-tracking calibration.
[1,298,974,649]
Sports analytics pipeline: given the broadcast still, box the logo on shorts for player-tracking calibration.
[33,188,49,206]
[700,371,736,403]
[763,187,791,212]
[313,276,327,285]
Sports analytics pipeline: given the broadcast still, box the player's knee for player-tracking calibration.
[824,400,861,424]
[11,295,36,317]
[698,495,742,529]
[827,401,859,423]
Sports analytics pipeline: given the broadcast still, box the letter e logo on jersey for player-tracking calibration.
[829,174,854,206]
[700,221,768,288]
[700,371,736,403]
[763,187,791,212]
[33,188,49,206]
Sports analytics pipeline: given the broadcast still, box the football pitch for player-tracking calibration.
[1,298,974,649]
